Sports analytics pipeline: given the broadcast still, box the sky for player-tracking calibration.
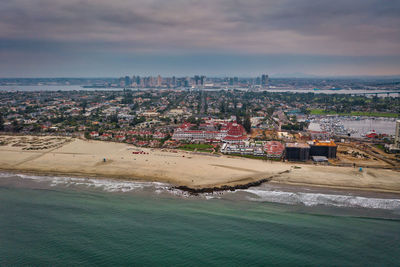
[0,0,400,77]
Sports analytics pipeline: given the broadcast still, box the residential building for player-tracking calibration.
[285,143,310,161]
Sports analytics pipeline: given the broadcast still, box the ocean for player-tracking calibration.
[1,172,400,266]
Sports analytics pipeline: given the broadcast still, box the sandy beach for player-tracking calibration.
[0,135,399,193]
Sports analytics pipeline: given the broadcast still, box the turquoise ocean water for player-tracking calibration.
[0,172,400,266]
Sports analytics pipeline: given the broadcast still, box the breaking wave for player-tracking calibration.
[243,189,400,210]
[0,172,171,193]
[1,172,399,209]
[0,172,217,198]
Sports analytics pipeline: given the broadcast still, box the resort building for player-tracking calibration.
[309,140,337,158]
[264,141,285,158]
[220,142,264,156]
[220,141,284,158]
[172,121,248,143]
[285,143,310,161]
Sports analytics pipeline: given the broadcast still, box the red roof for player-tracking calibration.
[184,130,204,133]
[179,122,195,130]
[264,141,284,154]
[136,141,148,145]
[226,123,246,137]
[223,136,248,141]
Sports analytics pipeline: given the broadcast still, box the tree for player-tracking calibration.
[219,102,225,114]
[110,113,119,124]
[187,116,201,126]
[243,114,251,133]
[266,107,275,116]
[235,110,242,125]
[130,116,145,126]
[80,100,87,113]
[0,113,3,131]
[12,119,22,132]
[32,123,41,132]
[123,90,133,104]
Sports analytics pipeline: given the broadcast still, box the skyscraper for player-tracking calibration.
[255,76,261,85]
[261,74,269,87]
[172,76,176,87]
[200,76,206,86]
[157,75,162,87]
[125,76,131,87]
[184,77,190,87]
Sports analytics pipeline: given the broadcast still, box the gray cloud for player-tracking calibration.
[0,0,399,76]
[1,0,399,55]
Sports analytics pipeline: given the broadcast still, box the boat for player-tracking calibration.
[365,130,378,138]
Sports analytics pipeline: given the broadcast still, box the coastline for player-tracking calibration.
[2,169,400,213]
[2,167,400,195]
[0,135,399,194]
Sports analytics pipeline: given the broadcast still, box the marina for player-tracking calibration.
[308,116,397,138]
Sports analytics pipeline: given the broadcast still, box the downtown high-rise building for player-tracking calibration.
[157,75,162,87]
[124,76,131,87]
[261,74,269,87]
[194,75,206,86]
[172,76,176,87]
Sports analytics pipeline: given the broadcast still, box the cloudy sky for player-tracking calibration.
[0,0,399,77]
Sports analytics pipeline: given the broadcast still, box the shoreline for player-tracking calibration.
[1,136,399,195]
[2,168,400,196]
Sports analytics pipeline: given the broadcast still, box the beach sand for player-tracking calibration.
[0,136,399,193]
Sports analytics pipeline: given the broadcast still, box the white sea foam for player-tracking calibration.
[1,172,171,193]
[2,172,398,208]
[0,172,225,199]
[243,189,400,210]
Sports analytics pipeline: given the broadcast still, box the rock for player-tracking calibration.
[173,177,272,194]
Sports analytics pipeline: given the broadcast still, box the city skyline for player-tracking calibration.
[0,0,400,77]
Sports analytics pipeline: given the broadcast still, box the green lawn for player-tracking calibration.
[309,109,399,118]
[178,144,214,152]
[228,153,266,160]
